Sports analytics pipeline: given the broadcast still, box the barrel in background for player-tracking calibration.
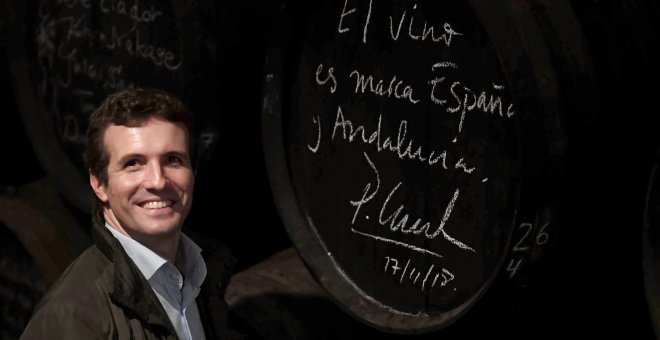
[262,0,569,333]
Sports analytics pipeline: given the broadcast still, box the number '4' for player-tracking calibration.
[507,258,523,278]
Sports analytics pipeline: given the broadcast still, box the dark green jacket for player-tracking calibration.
[21,223,235,340]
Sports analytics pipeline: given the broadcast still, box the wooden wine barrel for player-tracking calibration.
[0,179,91,283]
[262,0,567,333]
[226,247,349,340]
[0,179,92,338]
[5,0,223,211]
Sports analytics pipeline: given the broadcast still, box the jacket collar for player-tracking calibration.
[93,223,236,339]
[92,223,177,336]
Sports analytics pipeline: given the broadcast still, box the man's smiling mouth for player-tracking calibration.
[140,200,173,209]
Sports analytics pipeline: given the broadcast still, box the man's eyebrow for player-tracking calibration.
[164,149,188,154]
[164,151,191,161]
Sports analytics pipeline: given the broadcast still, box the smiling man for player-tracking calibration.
[21,88,234,340]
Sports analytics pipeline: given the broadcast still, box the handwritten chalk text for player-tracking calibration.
[349,68,420,104]
[330,106,476,175]
[349,152,475,252]
[384,256,455,291]
[338,0,462,47]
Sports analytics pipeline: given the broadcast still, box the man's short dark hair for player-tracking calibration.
[84,87,194,223]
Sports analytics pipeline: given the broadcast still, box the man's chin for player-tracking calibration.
[128,219,183,238]
[143,224,181,236]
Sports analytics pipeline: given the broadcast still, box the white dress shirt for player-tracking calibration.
[106,224,207,340]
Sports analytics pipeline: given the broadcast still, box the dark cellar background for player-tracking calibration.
[1,1,659,339]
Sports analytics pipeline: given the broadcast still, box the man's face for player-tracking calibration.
[90,117,194,242]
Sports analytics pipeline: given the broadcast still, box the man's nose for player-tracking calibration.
[144,162,167,190]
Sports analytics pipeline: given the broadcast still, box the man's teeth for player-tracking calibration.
[141,201,172,209]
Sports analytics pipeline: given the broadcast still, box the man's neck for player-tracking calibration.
[132,233,180,263]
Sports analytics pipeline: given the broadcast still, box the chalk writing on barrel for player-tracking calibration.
[384,256,455,291]
[35,0,183,147]
[296,1,521,302]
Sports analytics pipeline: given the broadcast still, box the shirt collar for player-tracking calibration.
[104,223,206,286]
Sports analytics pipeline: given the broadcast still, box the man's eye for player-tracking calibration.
[124,159,141,168]
[168,156,183,164]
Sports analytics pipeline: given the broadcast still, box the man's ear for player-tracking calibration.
[89,172,109,203]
